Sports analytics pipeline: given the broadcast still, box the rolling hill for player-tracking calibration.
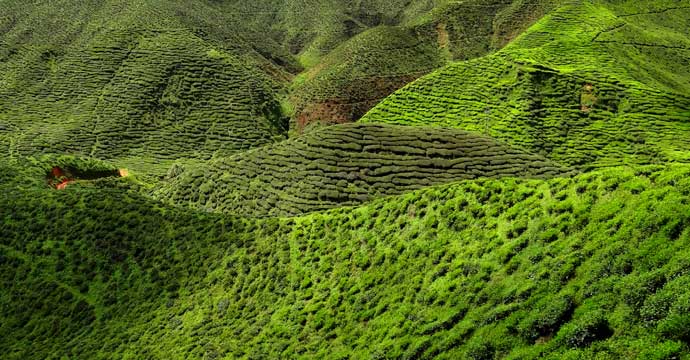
[289,0,564,130]
[362,0,690,168]
[155,123,570,216]
[2,159,690,358]
[1,0,690,359]
[0,0,294,175]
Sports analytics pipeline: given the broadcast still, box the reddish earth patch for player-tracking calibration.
[47,166,127,190]
[48,166,71,190]
[294,74,421,132]
[55,179,74,190]
[296,100,373,130]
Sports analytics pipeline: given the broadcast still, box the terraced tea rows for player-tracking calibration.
[3,160,690,358]
[3,0,690,358]
[0,0,574,167]
[0,0,289,174]
[362,1,690,168]
[290,0,563,129]
[216,0,440,58]
[290,26,445,130]
[156,123,571,216]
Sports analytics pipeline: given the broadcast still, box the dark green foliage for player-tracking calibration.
[518,293,575,342]
[0,0,290,175]
[2,163,690,358]
[557,310,613,349]
[156,123,572,216]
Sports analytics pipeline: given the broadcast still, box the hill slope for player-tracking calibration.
[0,0,563,171]
[2,0,690,359]
[0,0,293,174]
[289,0,564,129]
[362,0,690,168]
[2,160,690,358]
[155,123,570,216]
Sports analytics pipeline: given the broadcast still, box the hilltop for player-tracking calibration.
[155,123,570,216]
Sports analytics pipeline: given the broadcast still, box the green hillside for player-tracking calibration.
[362,0,690,168]
[289,0,564,130]
[0,0,557,170]
[155,123,570,216]
[2,0,690,358]
[217,0,438,60]
[0,0,295,175]
[289,26,446,130]
[2,160,690,358]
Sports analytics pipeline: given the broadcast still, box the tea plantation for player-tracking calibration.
[155,123,571,216]
[289,0,563,129]
[1,0,690,358]
[0,0,297,175]
[2,159,690,358]
[362,1,690,168]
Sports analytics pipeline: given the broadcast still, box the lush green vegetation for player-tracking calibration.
[289,0,563,129]
[362,0,690,168]
[155,123,570,216]
[0,0,296,175]
[1,0,690,358]
[2,160,690,358]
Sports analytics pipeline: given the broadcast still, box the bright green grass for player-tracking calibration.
[2,159,690,358]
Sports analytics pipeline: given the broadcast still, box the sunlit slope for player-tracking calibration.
[362,1,690,168]
[2,160,690,358]
[155,123,570,216]
[0,0,288,174]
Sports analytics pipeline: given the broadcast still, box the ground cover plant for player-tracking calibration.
[362,0,690,168]
[155,123,571,216]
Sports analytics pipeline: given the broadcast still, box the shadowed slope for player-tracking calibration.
[0,0,289,174]
[155,123,571,216]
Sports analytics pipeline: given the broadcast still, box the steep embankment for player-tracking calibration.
[155,123,570,216]
[2,160,690,358]
[362,1,690,168]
